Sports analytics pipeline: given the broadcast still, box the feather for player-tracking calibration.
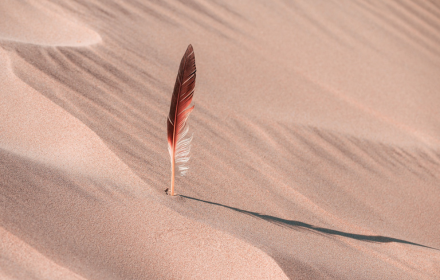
[167,44,196,195]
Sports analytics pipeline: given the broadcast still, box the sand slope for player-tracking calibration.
[1,0,440,279]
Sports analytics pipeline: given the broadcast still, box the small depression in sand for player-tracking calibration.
[0,0,101,46]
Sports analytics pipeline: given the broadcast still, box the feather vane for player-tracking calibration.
[167,45,196,195]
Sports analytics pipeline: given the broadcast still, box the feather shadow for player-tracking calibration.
[180,195,439,251]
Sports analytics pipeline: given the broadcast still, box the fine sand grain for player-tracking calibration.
[1,0,440,279]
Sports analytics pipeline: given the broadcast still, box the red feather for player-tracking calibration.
[167,45,196,195]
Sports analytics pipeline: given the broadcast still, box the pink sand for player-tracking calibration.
[1,0,439,279]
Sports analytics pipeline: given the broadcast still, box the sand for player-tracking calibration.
[1,0,439,279]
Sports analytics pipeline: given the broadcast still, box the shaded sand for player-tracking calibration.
[1,0,440,279]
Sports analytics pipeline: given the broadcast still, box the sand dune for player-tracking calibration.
[1,0,439,279]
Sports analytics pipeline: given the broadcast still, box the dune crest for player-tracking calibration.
[0,49,144,189]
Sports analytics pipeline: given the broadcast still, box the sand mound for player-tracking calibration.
[0,48,140,185]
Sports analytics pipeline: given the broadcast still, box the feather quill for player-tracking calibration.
[167,45,196,196]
